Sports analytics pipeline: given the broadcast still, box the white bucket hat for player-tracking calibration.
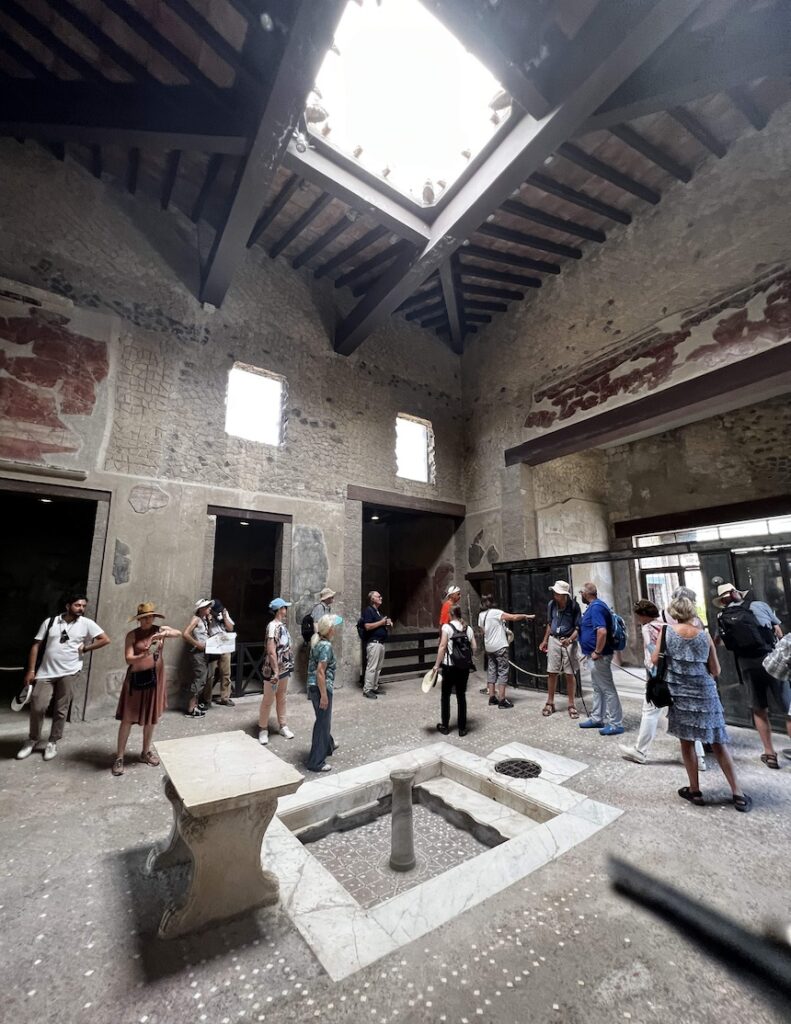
[713,583,748,608]
[549,580,572,596]
[11,683,33,712]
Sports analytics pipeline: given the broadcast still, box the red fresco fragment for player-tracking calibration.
[524,271,791,430]
[0,437,77,461]
[0,377,64,427]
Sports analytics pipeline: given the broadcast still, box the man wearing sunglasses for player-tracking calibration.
[16,593,110,762]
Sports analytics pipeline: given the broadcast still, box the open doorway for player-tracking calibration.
[0,485,100,708]
[210,513,281,644]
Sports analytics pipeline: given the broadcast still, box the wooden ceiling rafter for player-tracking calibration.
[668,106,728,158]
[314,225,388,279]
[292,212,355,270]
[247,173,301,249]
[334,241,412,291]
[268,191,332,260]
[556,142,662,205]
[2,0,109,84]
[439,254,466,354]
[609,123,693,182]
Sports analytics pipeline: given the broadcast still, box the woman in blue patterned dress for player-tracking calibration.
[652,595,751,811]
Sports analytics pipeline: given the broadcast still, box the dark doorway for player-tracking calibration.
[210,514,281,644]
[361,503,460,630]
[0,489,97,703]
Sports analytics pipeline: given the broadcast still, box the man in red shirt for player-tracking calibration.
[439,585,461,628]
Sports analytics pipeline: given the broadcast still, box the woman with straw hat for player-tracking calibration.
[112,603,181,777]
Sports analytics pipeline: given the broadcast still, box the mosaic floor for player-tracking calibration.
[301,803,488,908]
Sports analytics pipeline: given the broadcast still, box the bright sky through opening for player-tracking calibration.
[396,415,430,482]
[313,0,509,205]
[225,365,283,446]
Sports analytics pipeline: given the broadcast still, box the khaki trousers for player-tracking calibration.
[29,673,79,742]
[206,652,233,700]
[363,641,385,693]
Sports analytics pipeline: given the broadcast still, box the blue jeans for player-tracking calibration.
[307,687,335,772]
[590,655,623,728]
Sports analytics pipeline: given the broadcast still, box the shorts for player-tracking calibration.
[486,648,509,686]
[741,658,791,713]
[547,635,580,675]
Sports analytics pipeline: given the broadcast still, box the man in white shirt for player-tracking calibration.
[17,594,110,762]
[477,595,534,709]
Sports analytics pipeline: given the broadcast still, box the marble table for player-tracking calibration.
[147,730,303,938]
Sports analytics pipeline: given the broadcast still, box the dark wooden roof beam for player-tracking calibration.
[46,0,157,82]
[479,223,582,260]
[668,107,727,159]
[269,192,332,260]
[314,225,388,279]
[465,313,493,324]
[727,86,769,131]
[191,154,224,223]
[439,255,465,354]
[0,29,58,80]
[333,0,704,355]
[464,243,559,275]
[405,301,446,322]
[3,0,106,83]
[461,283,524,302]
[582,1,791,132]
[335,241,412,290]
[126,147,140,195]
[247,174,301,248]
[292,213,354,270]
[397,286,443,313]
[459,263,542,289]
[609,124,692,182]
[163,0,264,92]
[557,143,661,204]
[527,171,631,225]
[201,0,346,306]
[160,150,182,210]
[282,143,430,247]
[501,198,606,242]
[464,299,508,313]
[90,144,102,180]
[420,314,449,329]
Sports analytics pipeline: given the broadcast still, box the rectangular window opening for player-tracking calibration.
[225,363,284,446]
[395,414,433,484]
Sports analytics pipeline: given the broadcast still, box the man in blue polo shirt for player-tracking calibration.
[578,582,624,735]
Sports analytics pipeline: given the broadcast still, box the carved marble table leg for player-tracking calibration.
[157,794,279,939]
[146,777,191,874]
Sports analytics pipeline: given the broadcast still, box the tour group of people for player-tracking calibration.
[13,577,791,805]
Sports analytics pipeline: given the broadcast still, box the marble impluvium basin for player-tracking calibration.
[265,741,621,980]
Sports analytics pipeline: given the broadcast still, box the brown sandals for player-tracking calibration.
[141,750,160,767]
[542,703,555,717]
[111,757,124,777]
[568,705,580,719]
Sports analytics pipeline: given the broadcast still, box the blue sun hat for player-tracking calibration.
[269,597,292,612]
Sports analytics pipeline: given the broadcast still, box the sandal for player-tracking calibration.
[567,706,580,719]
[111,757,125,777]
[542,703,555,717]
[140,750,160,767]
[678,786,705,806]
[760,753,780,769]
[733,793,753,812]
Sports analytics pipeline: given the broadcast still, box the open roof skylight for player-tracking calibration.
[307,0,512,207]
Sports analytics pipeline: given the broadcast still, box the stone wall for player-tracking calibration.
[462,105,791,571]
[0,141,465,708]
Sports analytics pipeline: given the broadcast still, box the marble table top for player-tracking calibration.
[154,730,303,816]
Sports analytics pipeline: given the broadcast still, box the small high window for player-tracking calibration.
[225,363,284,446]
[396,414,433,483]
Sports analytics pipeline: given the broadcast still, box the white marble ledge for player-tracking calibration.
[485,742,588,782]
[418,777,541,839]
[154,730,303,816]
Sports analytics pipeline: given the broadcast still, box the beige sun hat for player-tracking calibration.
[319,587,336,601]
[549,580,572,596]
[128,601,165,622]
[712,583,748,608]
[421,667,441,693]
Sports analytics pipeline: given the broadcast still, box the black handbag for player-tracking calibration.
[130,667,157,691]
[646,626,673,708]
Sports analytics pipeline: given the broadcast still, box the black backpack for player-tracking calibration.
[718,600,774,657]
[356,616,367,641]
[449,622,475,670]
[300,612,315,645]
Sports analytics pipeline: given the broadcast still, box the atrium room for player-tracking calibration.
[0,2,790,1023]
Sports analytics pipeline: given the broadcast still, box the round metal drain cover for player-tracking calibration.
[494,758,542,779]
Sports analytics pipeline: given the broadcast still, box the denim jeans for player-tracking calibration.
[307,687,335,771]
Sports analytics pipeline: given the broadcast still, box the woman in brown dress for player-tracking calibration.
[112,602,181,777]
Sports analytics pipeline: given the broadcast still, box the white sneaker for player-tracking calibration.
[43,742,58,761]
[697,755,707,773]
[258,729,269,746]
[16,742,36,760]
[279,725,295,740]
[619,744,647,765]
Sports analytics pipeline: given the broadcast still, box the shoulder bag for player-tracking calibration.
[646,626,673,708]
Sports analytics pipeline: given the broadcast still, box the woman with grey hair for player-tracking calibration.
[652,594,751,811]
[306,613,343,772]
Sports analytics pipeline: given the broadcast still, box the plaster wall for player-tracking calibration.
[461,106,791,573]
[0,142,465,708]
